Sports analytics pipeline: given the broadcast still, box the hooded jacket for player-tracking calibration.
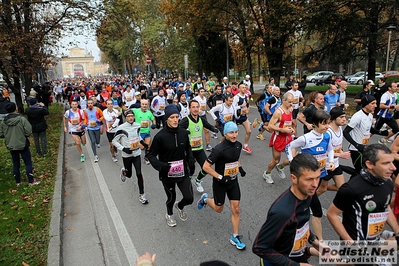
[147,124,193,182]
[112,121,141,158]
[25,104,49,132]
[0,113,32,150]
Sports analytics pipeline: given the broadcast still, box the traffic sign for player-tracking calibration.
[146,58,151,65]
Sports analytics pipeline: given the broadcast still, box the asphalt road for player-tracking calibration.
[60,105,377,266]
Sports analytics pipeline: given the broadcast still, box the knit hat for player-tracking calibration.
[329,106,345,120]
[164,104,179,120]
[223,121,238,135]
[29,98,38,105]
[177,91,185,102]
[361,95,376,108]
[5,102,16,113]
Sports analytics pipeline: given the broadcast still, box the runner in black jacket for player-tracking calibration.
[148,104,195,227]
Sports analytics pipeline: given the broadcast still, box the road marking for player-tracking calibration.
[87,150,139,265]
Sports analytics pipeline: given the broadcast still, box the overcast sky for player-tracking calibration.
[58,34,101,62]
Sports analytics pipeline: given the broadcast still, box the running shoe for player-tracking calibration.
[230,235,246,250]
[197,193,208,210]
[263,171,274,184]
[165,214,177,227]
[16,183,21,187]
[256,133,265,140]
[94,155,99,163]
[378,138,388,145]
[242,146,253,154]
[276,164,286,179]
[206,144,213,151]
[115,150,119,156]
[174,202,187,221]
[112,156,118,162]
[253,118,259,128]
[28,179,41,186]
[80,154,85,162]
[211,132,218,139]
[97,143,101,148]
[139,193,149,204]
[144,158,150,165]
[194,179,204,193]
[120,168,127,182]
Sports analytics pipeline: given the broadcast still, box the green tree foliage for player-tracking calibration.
[303,0,399,79]
[0,0,99,112]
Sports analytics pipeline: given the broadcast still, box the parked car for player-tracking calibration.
[306,71,334,83]
[347,72,369,85]
[385,70,399,77]
[345,71,365,80]
[375,72,384,79]
[315,73,346,86]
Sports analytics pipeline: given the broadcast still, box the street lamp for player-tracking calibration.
[385,25,396,72]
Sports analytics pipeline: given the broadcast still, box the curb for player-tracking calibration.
[47,106,66,265]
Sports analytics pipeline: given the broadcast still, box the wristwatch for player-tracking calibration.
[308,234,318,244]
[217,175,223,180]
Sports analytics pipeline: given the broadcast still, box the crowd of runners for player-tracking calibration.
[5,73,399,265]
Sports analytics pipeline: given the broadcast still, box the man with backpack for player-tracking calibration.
[254,85,273,140]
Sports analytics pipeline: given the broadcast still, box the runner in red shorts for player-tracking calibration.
[263,92,295,184]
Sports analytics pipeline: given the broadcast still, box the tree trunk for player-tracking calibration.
[265,38,285,88]
[245,46,254,94]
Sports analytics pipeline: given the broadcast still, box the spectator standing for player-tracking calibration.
[0,102,40,186]
[25,98,49,156]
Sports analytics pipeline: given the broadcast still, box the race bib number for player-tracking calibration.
[367,211,389,239]
[290,222,310,257]
[126,97,132,101]
[283,121,292,128]
[224,161,239,177]
[168,160,185,178]
[216,100,223,106]
[190,135,202,148]
[89,120,97,127]
[167,94,173,99]
[71,119,79,125]
[293,97,299,104]
[159,105,165,110]
[129,137,140,150]
[141,120,149,128]
[333,144,342,154]
[200,104,206,111]
[362,133,371,144]
[224,114,233,122]
[314,153,327,171]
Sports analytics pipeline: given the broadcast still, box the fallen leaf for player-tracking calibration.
[22,261,30,266]
[16,228,20,233]
[203,240,208,244]
[64,213,67,217]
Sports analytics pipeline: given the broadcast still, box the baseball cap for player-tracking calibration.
[245,75,250,79]
[367,80,375,86]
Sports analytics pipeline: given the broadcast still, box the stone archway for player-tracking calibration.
[74,64,84,77]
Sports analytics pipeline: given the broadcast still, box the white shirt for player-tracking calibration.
[327,126,343,167]
[347,110,373,151]
[194,95,207,116]
[287,89,303,110]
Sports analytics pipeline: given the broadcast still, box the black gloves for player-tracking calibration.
[151,124,157,129]
[355,144,365,153]
[379,130,389,136]
[239,166,246,177]
[122,148,132,154]
[140,140,149,150]
[161,163,171,175]
[189,157,196,168]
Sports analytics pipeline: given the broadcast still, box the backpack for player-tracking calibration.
[259,92,270,114]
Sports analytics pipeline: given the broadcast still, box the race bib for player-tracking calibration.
[153,92,158,96]
[190,135,202,148]
[167,94,173,99]
[367,211,389,239]
[283,121,292,128]
[129,137,140,150]
[216,100,223,106]
[200,104,206,111]
[293,97,299,104]
[159,105,165,110]
[362,133,371,144]
[168,160,185,178]
[290,222,310,257]
[333,144,342,154]
[89,120,97,127]
[126,97,132,101]
[224,114,233,122]
[224,161,239,177]
[314,153,327,171]
[71,119,79,125]
[141,120,149,128]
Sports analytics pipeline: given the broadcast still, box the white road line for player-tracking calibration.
[87,150,139,265]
